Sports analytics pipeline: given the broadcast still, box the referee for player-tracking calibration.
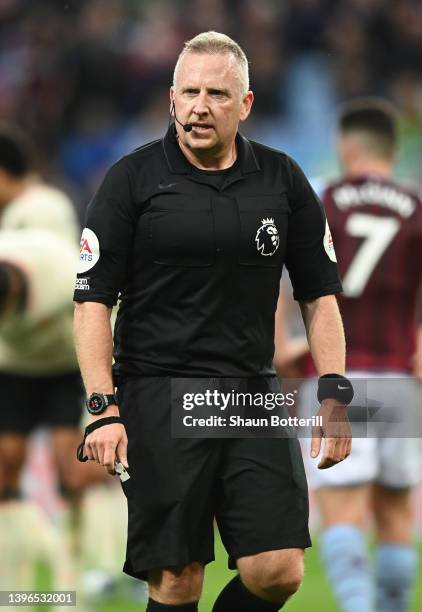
[74,32,352,612]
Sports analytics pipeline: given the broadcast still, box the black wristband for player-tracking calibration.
[317,373,354,405]
[76,416,124,462]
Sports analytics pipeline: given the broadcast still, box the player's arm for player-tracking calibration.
[410,279,422,378]
[0,263,27,318]
[0,231,82,321]
[413,327,422,378]
[73,159,136,475]
[413,326,422,378]
[274,287,309,379]
[300,295,351,468]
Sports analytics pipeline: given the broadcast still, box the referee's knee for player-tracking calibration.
[237,549,304,602]
[148,562,204,604]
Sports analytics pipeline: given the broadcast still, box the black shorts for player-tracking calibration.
[117,376,311,580]
[0,370,84,434]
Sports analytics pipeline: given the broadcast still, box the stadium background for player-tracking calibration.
[1,0,422,610]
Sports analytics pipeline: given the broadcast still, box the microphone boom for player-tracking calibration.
[171,102,193,133]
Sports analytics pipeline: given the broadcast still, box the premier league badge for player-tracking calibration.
[255,217,280,256]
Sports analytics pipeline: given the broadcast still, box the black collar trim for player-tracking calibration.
[162,125,260,175]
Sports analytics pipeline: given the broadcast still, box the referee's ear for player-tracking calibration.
[169,87,175,113]
[239,90,254,122]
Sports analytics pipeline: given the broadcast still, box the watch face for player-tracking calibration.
[88,394,105,413]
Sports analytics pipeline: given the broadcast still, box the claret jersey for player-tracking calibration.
[74,126,342,378]
[322,175,422,372]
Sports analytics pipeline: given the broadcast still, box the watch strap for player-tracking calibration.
[102,393,117,408]
[102,393,116,406]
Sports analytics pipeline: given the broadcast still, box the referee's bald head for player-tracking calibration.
[173,31,250,98]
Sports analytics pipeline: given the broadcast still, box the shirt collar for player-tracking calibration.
[162,124,260,176]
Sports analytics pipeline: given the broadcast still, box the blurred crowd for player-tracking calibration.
[1,0,422,213]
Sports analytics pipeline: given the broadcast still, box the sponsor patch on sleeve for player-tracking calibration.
[78,228,100,273]
[75,277,90,291]
[323,219,337,263]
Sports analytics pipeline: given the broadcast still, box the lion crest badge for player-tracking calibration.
[255,217,279,256]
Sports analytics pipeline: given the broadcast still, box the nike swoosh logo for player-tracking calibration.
[338,385,350,390]
[158,182,178,189]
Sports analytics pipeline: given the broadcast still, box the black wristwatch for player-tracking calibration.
[86,393,117,415]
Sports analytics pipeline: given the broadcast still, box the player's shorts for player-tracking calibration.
[116,375,311,580]
[0,370,84,434]
[300,371,421,490]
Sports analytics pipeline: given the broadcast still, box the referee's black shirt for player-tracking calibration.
[74,126,342,378]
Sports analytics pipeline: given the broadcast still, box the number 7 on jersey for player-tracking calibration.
[341,213,400,298]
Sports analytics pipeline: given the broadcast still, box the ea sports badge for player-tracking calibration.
[323,219,337,263]
[78,227,100,273]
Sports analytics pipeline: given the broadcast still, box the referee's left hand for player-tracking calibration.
[311,399,352,469]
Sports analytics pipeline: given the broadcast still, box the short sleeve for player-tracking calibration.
[73,158,137,306]
[284,157,342,302]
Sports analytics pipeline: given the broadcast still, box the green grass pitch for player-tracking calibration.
[36,531,422,611]
[93,532,422,611]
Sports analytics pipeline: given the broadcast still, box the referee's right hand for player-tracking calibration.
[83,405,128,475]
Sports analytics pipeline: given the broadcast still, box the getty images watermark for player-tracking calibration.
[181,389,322,429]
[182,389,296,410]
[170,377,422,439]
[170,379,325,438]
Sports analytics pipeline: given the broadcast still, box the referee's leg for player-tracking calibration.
[147,563,204,609]
[237,549,304,607]
[213,435,310,610]
[210,550,303,611]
